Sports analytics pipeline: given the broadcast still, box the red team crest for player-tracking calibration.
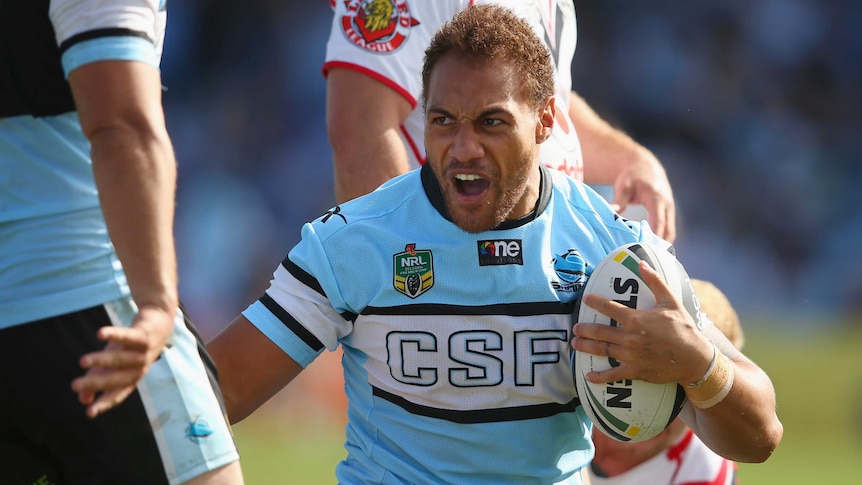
[341,0,420,53]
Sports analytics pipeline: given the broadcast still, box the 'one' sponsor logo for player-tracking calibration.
[477,239,523,266]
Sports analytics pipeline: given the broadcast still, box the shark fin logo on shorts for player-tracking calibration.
[341,0,420,53]
[185,417,213,443]
[394,243,434,298]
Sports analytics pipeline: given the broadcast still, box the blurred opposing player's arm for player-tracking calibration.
[208,315,304,423]
[327,68,413,203]
[68,60,177,418]
[570,91,676,242]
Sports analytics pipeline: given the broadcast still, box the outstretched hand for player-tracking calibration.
[70,305,174,418]
[572,261,712,386]
[609,152,676,243]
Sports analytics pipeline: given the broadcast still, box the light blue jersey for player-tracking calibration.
[245,164,668,484]
[0,0,165,328]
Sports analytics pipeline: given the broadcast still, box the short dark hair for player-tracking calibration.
[422,4,556,112]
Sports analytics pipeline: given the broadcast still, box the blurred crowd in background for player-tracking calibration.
[157,0,862,337]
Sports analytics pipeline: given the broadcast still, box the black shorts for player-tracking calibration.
[0,299,239,484]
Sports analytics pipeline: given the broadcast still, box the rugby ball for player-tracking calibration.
[575,242,700,443]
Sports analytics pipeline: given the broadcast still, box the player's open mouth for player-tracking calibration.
[454,173,490,197]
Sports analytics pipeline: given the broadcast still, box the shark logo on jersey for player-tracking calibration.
[393,243,434,298]
[551,249,587,297]
[340,0,420,53]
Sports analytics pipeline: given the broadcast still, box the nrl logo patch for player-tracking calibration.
[340,0,420,53]
[393,243,434,298]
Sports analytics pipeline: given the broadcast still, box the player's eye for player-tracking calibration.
[482,118,503,126]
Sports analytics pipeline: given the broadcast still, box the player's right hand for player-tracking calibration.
[70,304,174,418]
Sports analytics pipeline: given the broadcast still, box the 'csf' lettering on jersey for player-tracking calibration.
[243,164,667,482]
[386,329,568,388]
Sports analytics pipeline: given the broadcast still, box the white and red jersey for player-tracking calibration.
[589,430,739,485]
[324,0,584,181]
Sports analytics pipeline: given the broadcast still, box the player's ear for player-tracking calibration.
[536,96,555,143]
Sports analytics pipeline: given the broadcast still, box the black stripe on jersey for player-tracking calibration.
[259,293,324,352]
[364,301,575,316]
[373,386,579,424]
[283,257,325,296]
[282,257,357,322]
[58,28,153,55]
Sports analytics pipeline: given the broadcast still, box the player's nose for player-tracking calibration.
[448,122,484,162]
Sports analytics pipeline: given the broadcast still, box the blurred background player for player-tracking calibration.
[0,0,243,483]
[588,279,744,485]
[325,0,677,242]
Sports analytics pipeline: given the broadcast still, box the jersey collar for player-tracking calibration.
[421,163,552,230]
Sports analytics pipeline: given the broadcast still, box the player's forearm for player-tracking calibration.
[331,127,411,202]
[208,316,305,424]
[71,61,179,318]
[684,357,783,463]
[569,92,661,185]
[90,124,179,316]
[583,132,664,188]
[326,68,414,202]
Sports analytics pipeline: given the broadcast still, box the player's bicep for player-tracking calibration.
[207,315,303,424]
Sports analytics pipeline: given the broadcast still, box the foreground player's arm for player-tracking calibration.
[573,262,783,462]
[68,60,178,418]
[207,315,304,423]
[327,68,413,203]
[571,91,676,242]
[677,323,782,463]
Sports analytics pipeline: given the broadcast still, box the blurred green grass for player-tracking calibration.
[736,321,862,484]
[233,412,345,485]
[233,321,862,484]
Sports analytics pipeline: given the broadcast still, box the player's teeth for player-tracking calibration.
[455,174,481,181]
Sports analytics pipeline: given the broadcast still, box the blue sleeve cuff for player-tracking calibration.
[242,300,322,368]
[61,36,159,77]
